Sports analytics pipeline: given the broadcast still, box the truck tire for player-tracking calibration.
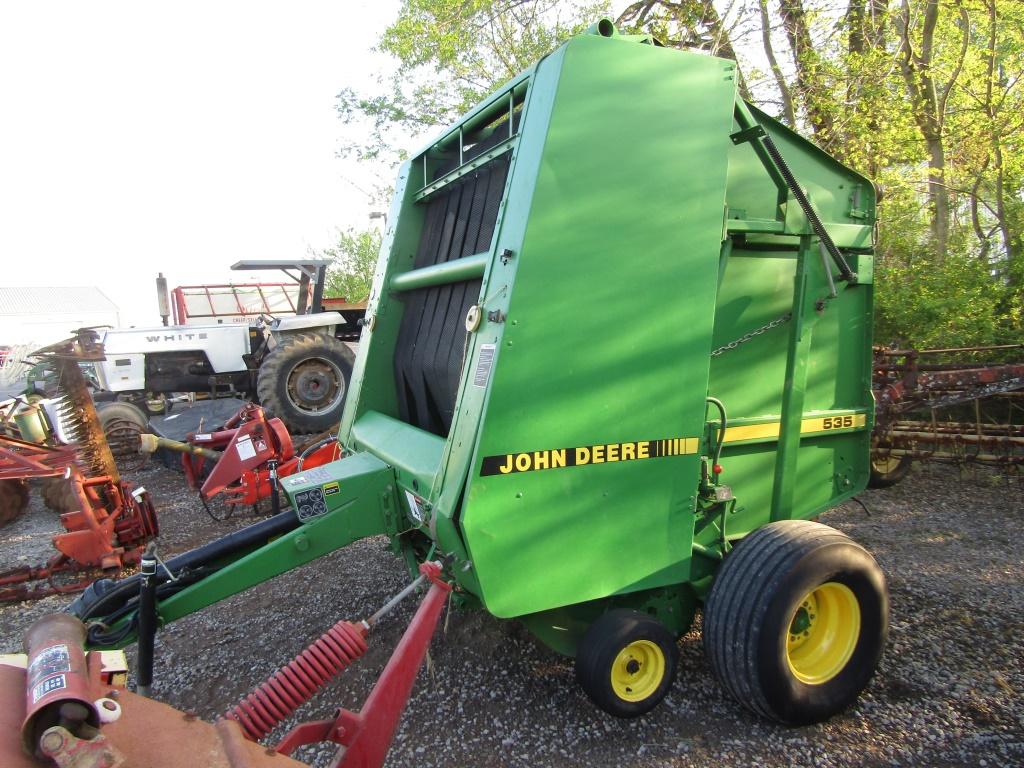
[867,454,912,488]
[575,609,679,718]
[41,478,79,513]
[703,520,887,725]
[256,333,355,434]
[0,479,29,527]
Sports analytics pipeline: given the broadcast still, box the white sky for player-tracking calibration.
[0,1,404,328]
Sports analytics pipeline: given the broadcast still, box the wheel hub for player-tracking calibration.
[872,455,902,474]
[786,582,861,685]
[286,358,343,413]
[610,640,665,702]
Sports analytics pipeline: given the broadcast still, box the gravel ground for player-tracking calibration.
[1,462,1021,767]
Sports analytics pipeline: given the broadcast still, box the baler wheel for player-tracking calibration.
[867,454,912,489]
[703,520,887,725]
[575,609,678,718]
[0,479,30,528]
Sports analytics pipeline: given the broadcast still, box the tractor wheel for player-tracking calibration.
[41,477,79,513]
[256,333,355,434]
[96,401,148,471]
[868,454,912,489]
[575,609,679,718]
[703,520,887,725]
[0,480,29,527]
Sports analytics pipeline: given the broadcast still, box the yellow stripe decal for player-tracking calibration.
[723,413,867,444]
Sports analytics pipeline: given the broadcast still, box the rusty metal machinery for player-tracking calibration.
[36,331,121,484]
[0,331,159,602]
[0,563,450,768]
[0,437,159,602]
[870,344,1024,485]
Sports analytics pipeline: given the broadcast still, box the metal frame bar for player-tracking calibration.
[414,135,519,203]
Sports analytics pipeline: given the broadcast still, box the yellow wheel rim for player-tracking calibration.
[872,456,902,475]
[610,640,665,702]
[786,582,860,685]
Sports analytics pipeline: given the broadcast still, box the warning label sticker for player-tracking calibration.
[28,644,70,688]
[236,435,256,461]
[32,674,67,704]
[473,344,496,388]
[294,486,328,521]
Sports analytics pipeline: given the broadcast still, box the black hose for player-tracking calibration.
[69,508,300,622]
[296,435,338,471]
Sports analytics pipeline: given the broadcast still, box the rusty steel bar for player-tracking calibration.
[882,449,1023,465]
[885,430,1024,447]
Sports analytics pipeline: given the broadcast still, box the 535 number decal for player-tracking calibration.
[822,415,855,430]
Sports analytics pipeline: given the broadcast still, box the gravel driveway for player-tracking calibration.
[1,463,1021,767]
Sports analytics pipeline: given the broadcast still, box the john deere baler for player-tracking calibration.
[76,20,886,726]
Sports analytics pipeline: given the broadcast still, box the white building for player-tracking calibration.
[0,286,121,346]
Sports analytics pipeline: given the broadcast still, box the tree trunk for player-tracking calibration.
[926,135,950,259]
[760,0,796,126]
[779,0,836,144]
[896,0,950,262]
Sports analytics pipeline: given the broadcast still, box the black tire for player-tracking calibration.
[41,477,79,513]
[256,333,355,434]
[868,454,912,488]
[703,520,887,725]
[0,480,29,527]
[96,400,149,431]
[575,609,679,718]
[96,401,148,471]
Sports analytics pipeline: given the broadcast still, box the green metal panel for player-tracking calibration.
[701,105,876,550]
[337,29,873,627]
[459,36,738,618]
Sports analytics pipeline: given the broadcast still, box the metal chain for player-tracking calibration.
[710,312,792,357]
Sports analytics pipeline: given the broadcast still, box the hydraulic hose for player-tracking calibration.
[69,508,301,624]
[296,435,338,471]
[705,396,728,469]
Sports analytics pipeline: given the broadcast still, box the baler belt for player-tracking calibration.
[393,152,511,437]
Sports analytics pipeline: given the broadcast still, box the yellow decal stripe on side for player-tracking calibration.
[723,413,867,444]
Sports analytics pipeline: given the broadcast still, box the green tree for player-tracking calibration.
[340,0,1024,350]
[322,228,382,302]
[336,0,607,159]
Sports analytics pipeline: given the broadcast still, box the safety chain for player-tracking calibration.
[710,312,792,357]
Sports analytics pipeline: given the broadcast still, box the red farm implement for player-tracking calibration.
[870,343,1024,486]
[0,437,157,602]
[0,331,159,602]
[143,402,341,520]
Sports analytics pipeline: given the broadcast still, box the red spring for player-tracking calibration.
[224,620,369,741]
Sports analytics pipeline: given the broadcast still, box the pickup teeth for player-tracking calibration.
[32,353,120,482]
